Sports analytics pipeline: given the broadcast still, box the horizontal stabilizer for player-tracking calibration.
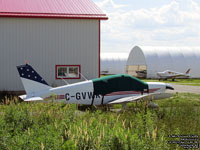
[24,97,43,101]
[19,95,43,101]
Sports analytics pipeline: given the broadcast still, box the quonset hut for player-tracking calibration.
[0,0,108,91]
[126,46,200,78]
[101,53,129,75]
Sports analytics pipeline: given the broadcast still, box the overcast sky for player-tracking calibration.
[94,0,200,53]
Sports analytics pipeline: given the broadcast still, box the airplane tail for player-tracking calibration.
[17,64,51,99]
[185,68,191,74]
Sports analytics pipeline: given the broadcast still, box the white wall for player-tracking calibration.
[0,18,99,91]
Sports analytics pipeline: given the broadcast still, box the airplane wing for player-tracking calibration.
[107,93,173,105]
[168,74,187,78]
[163,73,190,79]
[107,95,148,104]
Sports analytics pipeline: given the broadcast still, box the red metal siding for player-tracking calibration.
[0,0,108,19]
[99,20,101,77]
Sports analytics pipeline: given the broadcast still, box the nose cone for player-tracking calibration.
[166,83,174,90]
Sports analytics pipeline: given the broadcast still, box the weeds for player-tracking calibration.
[0,93,199,149]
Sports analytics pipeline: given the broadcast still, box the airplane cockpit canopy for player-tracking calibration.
[92,74,149,96]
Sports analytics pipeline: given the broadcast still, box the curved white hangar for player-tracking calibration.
[101,53,129,75]
[126,46,200,78]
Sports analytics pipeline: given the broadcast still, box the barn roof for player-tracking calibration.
[0,0,108,20]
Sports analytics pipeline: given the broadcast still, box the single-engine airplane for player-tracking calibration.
[136,70,147,78]
[17,64,174,106]
[157,69,191,81]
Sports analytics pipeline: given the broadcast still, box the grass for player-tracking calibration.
[0,93,199,149]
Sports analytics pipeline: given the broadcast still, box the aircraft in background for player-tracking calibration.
[17,63,174,106]
[157,69,191,81]
[136,70,147,78]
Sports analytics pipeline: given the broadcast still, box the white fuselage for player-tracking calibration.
[17,64,173,105]
[157,70,189,79]
[32,80,169,105]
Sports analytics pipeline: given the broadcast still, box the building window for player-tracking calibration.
[56,65,81,79]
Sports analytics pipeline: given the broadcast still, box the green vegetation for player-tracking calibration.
[142,78,200,86]
[0,93,199,149]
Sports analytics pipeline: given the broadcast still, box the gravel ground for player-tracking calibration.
[167,84,200,94]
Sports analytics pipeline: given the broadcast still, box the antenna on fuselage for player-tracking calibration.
[61,78,69,85]
[79,72,88,81]
[58,74,69,85]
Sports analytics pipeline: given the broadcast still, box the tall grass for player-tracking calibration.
[0,93,199,149]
